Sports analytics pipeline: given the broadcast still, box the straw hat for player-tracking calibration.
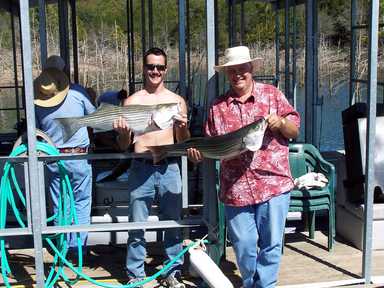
[214,46,262,72]
[34,68,69,107]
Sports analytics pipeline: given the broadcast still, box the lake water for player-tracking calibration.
[295,84,350,151]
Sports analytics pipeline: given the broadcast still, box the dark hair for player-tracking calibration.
[117,89,128,100]
[143,47,167,66]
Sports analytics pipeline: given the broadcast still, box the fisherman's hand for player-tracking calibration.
[266,114,285,134]
[174,113,188,129]
[187,148,204,163]
[113,116,132,150]
[113,116,131,135]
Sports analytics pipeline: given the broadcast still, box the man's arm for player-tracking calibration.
[113,96,134,151]
[267,114,299,139]
[174,97,190,142]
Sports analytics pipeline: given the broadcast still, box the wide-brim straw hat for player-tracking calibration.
[214,46,262,72]
[34,68,69,107]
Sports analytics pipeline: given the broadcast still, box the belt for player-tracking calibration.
[58,147,88,154]
[134,157,179,166]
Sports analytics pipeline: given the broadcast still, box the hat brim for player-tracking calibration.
[34,86,69,107]
[34,68,70,107]
[214,57,262,72]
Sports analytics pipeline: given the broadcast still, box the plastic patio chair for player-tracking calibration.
[288,143,336,251]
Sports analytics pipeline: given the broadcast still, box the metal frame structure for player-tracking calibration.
[126,0,189,100]
[349,0,384,106]
[227,0,300,106]
[0,0,382,286]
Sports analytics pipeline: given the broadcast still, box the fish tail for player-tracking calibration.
[54,117,82,143]
[147,146,167,164]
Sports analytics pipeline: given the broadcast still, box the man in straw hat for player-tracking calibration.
[188,46,300,288]
[34,63,96,258]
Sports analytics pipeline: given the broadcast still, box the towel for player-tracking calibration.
[294,172,328,190]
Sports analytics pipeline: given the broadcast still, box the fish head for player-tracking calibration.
[243,118,267,151]
[152,102,181,129]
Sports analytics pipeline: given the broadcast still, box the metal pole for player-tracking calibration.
[350,0,358,105]
[181,156,188,209]
[128,0,135,94]
[178,0,187,97]
[10,10,21,127]
[38,0,47,69]
[292,0,297,107]
[362,0,379,283]
[148,0,153,48]
[275,2,280,87]
[17,8,27,112]
[304,0,315,145]
[228,0,233,46]
[70,0,79,84]
[141,0,146,58]
[186,0,191,103]
[19,0,45,286]
[240,0,244,44]
[284,0,290,102]
[58,0,70,78]
[205,0,219,263]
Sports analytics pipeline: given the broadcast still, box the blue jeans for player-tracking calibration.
[225,192,290,288]
[126,159,183,278]
[47,159,92,249]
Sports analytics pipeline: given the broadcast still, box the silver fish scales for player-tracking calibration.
[148,117,267,161]
[54,102,180,142]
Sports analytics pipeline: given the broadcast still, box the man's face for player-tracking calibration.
[225,63,253,93]
[144,54,167,86]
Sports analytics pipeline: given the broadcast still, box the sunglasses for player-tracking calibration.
[145,64,167,71]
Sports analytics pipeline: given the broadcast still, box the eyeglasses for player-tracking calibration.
[226,65,251,75]
[144,64,167,71]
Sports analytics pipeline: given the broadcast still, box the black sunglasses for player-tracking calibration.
[145,64,167,71]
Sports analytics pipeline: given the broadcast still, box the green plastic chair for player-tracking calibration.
[288,143,336,251]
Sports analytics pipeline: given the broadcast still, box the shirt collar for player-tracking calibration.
[226,81,256,105]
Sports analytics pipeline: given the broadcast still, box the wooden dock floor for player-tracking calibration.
[1,231,383,287]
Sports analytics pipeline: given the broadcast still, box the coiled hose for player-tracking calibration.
[0,141,197,287]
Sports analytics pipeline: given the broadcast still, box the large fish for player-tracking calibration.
[55,102,181,142]
[147,117,267,162]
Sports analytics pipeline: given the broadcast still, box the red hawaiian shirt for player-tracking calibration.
[205,81,300,206]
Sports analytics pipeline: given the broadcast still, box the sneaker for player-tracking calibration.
[162,273,185,288]
[126,276,144,288]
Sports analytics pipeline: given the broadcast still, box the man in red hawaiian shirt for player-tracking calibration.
[188,46,300,288]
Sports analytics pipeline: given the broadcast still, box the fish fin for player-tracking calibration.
[54,117,82,143]
[146,146,167,164]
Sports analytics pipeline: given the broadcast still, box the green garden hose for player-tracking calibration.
[0,141,199,287]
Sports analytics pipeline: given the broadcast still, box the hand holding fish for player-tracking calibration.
[266,114,284,133]
[174,113,188,129]
[113,116,132,150]
[113,116,131,134]
[187,148,204,163]
[266,113,299,139]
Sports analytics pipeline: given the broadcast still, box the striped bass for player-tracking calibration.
[147,117,267,162]
[55,102,181,142]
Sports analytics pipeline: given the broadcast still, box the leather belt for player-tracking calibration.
[134,157,179,166]
[58,147,88,154]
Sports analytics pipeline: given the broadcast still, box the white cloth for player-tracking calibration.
[294,172,328,190]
